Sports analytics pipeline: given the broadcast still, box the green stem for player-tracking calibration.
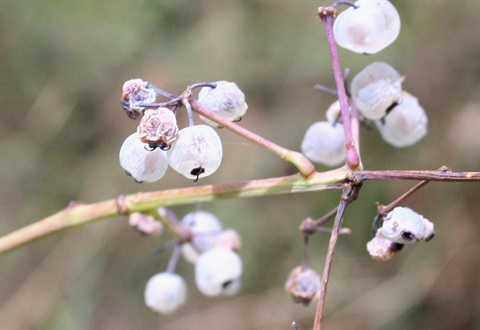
[0,169,348,254]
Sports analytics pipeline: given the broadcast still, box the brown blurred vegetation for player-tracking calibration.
[0,1,479,329]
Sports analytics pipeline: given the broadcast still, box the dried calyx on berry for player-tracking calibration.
[119,132,169,183]
[168,125,223,181]
[137,107,179,151]
[197,81,248,127]
[121,79,157,119]
[284,266,321,306]
[333,0,401,54]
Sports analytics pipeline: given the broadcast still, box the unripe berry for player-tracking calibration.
[350,62,402,119]
[195,247,242,297]
[375,92,428,147]
[167,125,223,181]
[381,207,434,244]
[144,272,187,314]
[198,81,248,126]
[301,121,346,166]
[137,107,178,150]
[121,79,157,119]
[119,132,168,183]
[333,0,401,54]
[284,266,321,306]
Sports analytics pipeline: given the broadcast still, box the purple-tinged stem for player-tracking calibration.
[318,7,361,170]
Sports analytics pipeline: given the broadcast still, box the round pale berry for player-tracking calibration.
[167,125,223,181]
[375,92,428,147]
[119,132,168,183]
[195,248,242,297]
[350,62,402,119]
[333,0,401,54]
[301,121,346,166]
[144,272,187,314]
[180,211,223,264]
[198,81,248,126]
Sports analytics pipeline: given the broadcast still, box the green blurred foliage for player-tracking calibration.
[0,1,479,329]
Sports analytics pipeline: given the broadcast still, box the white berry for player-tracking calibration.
[381,207,432,244]
[144,272,187,314]
[350,62,402,119]
[375,92,428,147]
[198,81,248,126]
[334,0,401,54]
[119,132,168,183]
[180,211,223,264]
[195,248,242,297]
[167,125,223,181]
[301,121,346,166]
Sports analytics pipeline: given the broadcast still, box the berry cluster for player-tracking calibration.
[367,207,435,261]
[302,1,428,167]
[119,79,248,182]
[137,209,243,314]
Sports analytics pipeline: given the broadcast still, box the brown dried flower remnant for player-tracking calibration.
[285,266,321,306]
[121,79,157,119]
[137,107,179,150]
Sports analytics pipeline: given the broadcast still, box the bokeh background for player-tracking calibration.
[1,1,479,329]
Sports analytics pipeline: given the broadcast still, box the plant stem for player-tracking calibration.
[0,168,477,254]
[313,184,358,330]
[318,7,361,170]
[188,95,316,178]
[0,170,347,254]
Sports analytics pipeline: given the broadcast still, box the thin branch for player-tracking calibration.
[318,7,361,170]
[314,183,360,330]
[357,169,480,182]
[0,168,477,254]
[188,95,316,178]
[0,170,348,254]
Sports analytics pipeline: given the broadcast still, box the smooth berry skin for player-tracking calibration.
[195,248,242,297]
[167,125,223,180]
[301,121,346,166]
[333,0,401,54]
[375,93,428,147]
[198,81,248,126]
[144,272,187,314]
[119,132,169,183]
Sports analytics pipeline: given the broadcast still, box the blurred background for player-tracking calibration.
[1,1,478,329]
